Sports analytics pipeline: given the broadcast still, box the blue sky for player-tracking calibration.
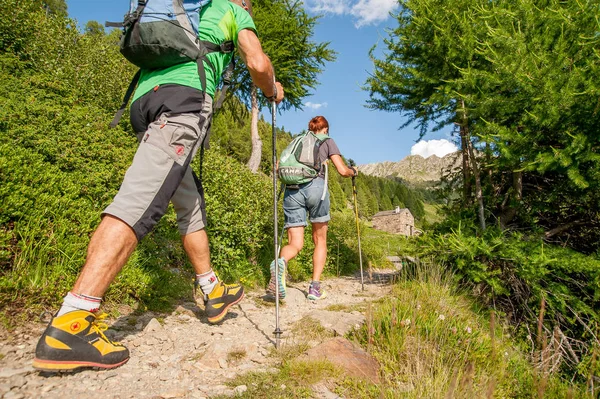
[65,0,457,164]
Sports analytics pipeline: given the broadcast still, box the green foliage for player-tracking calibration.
[84,20,105,36]
[40,0,66,15]
[408,220,600,378]
[365,0,600,252]
[329,170,425,220]
[200,146,273,284]
[230,0,336,111]
[346,262,585,397]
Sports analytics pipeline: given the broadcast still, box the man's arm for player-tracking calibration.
[237,28,284,103]
[330,154,358,177]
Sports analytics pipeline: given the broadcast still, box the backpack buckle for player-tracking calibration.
[219,41,235,53]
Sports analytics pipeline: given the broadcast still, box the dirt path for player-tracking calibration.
[0,273,395,399]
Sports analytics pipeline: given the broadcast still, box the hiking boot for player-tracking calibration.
[33,310,129,372]
[202,281,244,324]
[266,258,286,300]
[307,282,327,301]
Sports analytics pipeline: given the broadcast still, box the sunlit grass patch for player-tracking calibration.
[214,360,339,399]
[324,303,351,312]
[227,348,247,363]
[290,316,334,342]
[344,262,585,398]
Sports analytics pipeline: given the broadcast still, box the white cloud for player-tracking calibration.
[350,0,399,28]
[410,139,458,158]
[304,0,398,28]
[306,0,346,14]
[304,101,328,110]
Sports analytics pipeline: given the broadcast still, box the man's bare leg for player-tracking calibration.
[72,215,138,297]
[33,214,135,372]
[182,228,211,275]
[183,228,244,323]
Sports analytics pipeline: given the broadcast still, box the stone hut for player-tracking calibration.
[371,206,415,236]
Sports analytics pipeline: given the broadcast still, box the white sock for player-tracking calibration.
[57,292,102,316]
[196,269,219,296]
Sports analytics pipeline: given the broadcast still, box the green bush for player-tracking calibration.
[409,220,600,378]
[347,262,585,397]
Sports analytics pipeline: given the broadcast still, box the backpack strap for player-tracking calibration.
[105,0,146,28]
[109,69,141,128]
[214,56,235,110]
[109,39,233,129]
[197,40,235,94]
[195,40,235,148]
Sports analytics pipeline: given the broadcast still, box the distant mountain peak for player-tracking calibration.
[360,152,460,183]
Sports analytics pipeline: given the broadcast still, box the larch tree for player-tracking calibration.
[364,0,600,248]
[227,0,336,173]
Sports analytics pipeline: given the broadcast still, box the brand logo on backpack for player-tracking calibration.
[278,131,329,186]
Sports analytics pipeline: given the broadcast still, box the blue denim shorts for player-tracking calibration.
[283,178,330,228]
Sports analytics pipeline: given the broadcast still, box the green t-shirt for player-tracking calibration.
[131,0,256,103]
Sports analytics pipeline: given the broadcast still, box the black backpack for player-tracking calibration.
[106,0,235,128]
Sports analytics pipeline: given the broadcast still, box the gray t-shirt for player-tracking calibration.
[317,138,341,178]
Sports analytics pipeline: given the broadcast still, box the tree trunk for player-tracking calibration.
[246,85,262,173]
[499,171,522,229]
[459,123,472,204]
[461,99,486,231]
[544,220,586,239]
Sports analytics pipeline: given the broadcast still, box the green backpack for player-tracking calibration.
[278,131,330,186]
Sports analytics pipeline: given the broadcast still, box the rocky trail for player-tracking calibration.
[0,272,397,399]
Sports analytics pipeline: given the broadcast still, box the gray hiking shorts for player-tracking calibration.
[283,177,331,228]
[103,97,213,241]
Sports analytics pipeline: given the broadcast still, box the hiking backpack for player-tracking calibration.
[278,131,330,186]
[106,0,235,127]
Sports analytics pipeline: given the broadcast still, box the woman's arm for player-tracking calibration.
[330,154,357,177]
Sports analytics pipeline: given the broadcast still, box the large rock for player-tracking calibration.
[300,337,380,384]
[306,310,364,337]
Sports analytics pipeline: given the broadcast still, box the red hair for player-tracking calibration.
[308,116,329,133]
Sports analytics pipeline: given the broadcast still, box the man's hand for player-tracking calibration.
[263,81,284,104]
[273,82,284,104]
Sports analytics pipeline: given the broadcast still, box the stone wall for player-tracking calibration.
[371,209,415,236]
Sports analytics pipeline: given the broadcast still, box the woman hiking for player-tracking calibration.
[267,115,358,301]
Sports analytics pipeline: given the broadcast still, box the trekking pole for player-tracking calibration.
[271,100,282,349]
[349,160,364,291]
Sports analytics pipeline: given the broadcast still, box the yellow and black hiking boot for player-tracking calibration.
[33,310,129,372]
[202,281,244,324]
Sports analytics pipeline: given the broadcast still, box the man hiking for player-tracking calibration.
[33,0,284,372]
[267,116,357,301]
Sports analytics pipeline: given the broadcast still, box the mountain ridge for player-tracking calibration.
[359,152,461,183]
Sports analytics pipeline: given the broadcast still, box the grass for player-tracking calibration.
[227,348,247,363]
[324,303,351,312]
[341,262,587,398]
[218,261,589,398]
[212,359,340,399]
[419,203,444,227]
